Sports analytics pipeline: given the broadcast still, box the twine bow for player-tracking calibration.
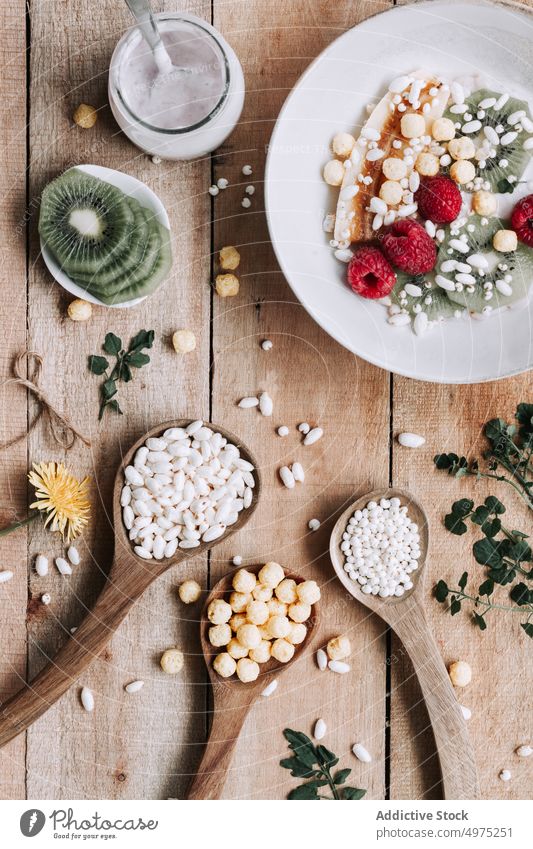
[0,351,91,450]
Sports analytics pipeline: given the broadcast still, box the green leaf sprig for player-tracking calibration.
[434,496,533,638]
[88,329,155,420]
[280,729,366,800]
[434,403,533,510]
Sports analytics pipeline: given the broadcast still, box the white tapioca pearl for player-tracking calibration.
[479,97,496,109]
[507,110,525,126]
[495,280,513,296]
[455,273,476,285]
[366,148,385,161]
[125,465,144,487]
[462,120,482,134]
[522,137,533,151]
[404,283,422,297]
[440,259,457,273]
[372,214,383,231]
[303,427,323,446]
[449,239,470,254]
[435,275,456,291]
[483,126,499,146]
[146,437,167,451]
[450,82,464,104]
[369,197,387,215]
[413,311,428,336]
[133,447,149,469]
[279,466,295,489]
[388,313,411,327]
[500,130,518,146]
[388,75,412,93]
[450,103,467,114]
[361,126,380,141]
[340,184,359,201]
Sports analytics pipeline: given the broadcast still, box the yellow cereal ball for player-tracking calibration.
[229,591,251,613]
[160,648,184,674]
[232,568,257,594]
[229,613,247,632]
[67,298,92,322]
[219,245,241,271]
[213,652,236,678]
[249,640,272,663]
[236,657,260,683]
[382,157,407,181]
[236,623,261,649]
[227,637,249,659]
[207,598,232,625]
[178,579,202,604]
[326,635,352,661]
[275,578,298,605]
[246,599,269,625]
[258,623,271,641]
[415,152,440,177]
[267,614,291,639]
[332,132,356,159]
[267,598,288,617]
[209,623,232,647]
[400,112,426,139]
[288,601,311,623]
[258,562,285,588]
[271,638,295,664]
[287,623,307,645]
[215,273,239,297]
[450,159,476,185]
[379,180,404,206]
[252,583,273,602]
[448,136,476,160]
[448,660,472,688]
[493,229,517,252]
[73,103,97,128]
[296,580,321,605]
[172,329,196,354]
[431,117,456,142]
[472,190,497,217]
[323,159,345,186]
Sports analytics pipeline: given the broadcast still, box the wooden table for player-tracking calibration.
[0,0,531,800]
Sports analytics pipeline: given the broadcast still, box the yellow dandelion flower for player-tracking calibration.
[28,462,90,542]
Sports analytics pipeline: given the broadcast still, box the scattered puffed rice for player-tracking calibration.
[41,593,51,605]
[308,518,320,531]
[35,554,49,577]
[241,197,252,208]
[217,177,229,189]
[328,660,350,674]
[316,648,328,671]
[261,339,273,351]
[298,422,310,434]
[291,462,304,482]
[352,742,372,763]
[208,185,219,196]
[80,686,94,712]
[314,718,327,740]
[259,391,273,417]
[303,427,323,446]
[151,155,162,165]
[245,185,255,195]
[124,680,144,694]
[279,466,295,489]
[238,396,260,408]
[499,769,511,782]
[261,679,278,697]
[277,425,289,437]
[232,555,243,566]
[67,545,80,566]
[56,557,72,576]
[460,705,472,721]
[397,432,425,448]
[242,164,253,176]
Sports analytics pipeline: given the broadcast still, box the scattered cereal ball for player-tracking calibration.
[219,245,241,271]
[400,112,426,139]
[431,117,456,142]
[73,103,97,128]
[296,580,321,605]
[493,229,517,252]
[236,623,261,649]
[160,648,184,674]
[67,298,92,322]
[207,598,232,625]
[232,568,256,594]
[215,273,240,297]
[209,623,232,647]
[267,614,291,639]
[267,598,288,617]
[258,623,271,641]
[172,329,196,354]
[450,159,476,185]
[229,591,251,613]
[227,637,249,659]
[323,159,345,186]
[382,157,407,181]
[326,635,352,661]
[229,613,247,632]
[448,136,476,160]
[448,660,472,688]
[271,638,295,663]
[287,623,307,645]
[379,180,404,206]
[258,561,285,588]
[236,657,260,683]
[246,599,269,626]
[213,652,236,678]
[252,583,273,602]
[472,190,497,217]
[275,578,298,605]
[178,579,201,604]
[288,601,312,623]
[249,640,272,663]
[332,132,356,159]
[415,152,440,177]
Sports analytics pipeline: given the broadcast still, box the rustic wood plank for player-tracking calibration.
[25,0,212,799]
[0,0,29,800]
[208,0,392,800]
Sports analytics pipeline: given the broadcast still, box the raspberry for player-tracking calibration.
[347,247,396,299]
[511,194,533,248]
[381,219,437,275]
[415,175,462,224]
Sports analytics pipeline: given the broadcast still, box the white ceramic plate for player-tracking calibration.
[265,0,533,383]
[40,164,171,309]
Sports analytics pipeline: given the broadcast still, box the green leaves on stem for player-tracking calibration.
[88,330,155,420]
[281,729,366,800]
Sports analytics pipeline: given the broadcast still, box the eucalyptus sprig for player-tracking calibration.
[281,729,366,800]
[434,496,533,638]
[88,330,155,420]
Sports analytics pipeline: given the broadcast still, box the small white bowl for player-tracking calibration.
[40,163,171,309]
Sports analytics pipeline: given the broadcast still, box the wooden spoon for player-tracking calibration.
[330,487,480,800]
[187,567,319,799]
[0,420,260,748]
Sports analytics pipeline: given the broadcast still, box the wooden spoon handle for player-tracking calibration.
[391,595,480,799]
[0,552,151,748]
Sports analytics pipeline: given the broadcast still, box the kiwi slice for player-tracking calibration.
[391,272,461,323]
[96,221,173,306]
[39,169,135,275]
